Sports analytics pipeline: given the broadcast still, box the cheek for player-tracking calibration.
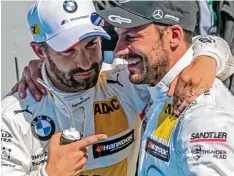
[48,55,73,72]
[90,47,102,62]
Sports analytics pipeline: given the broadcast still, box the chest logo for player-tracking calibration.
[146,102,178,162]
[31,116,55,141]
[94,96,129,137]
[93,129,134,158]
[106,73,123,87]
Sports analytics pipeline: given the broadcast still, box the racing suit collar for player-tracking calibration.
[147,47,194,102]
[41,63,94,110]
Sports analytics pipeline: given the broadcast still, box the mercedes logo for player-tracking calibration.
[153,9,163,20]
[63,0,78,13]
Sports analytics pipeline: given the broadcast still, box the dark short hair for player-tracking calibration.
[155,24,192,45]
[37,42,49,49]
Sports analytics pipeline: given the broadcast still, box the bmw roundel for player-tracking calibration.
[63,0,78,13]
[31,116,55,141]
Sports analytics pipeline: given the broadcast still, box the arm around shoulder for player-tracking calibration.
[192,35,234,80]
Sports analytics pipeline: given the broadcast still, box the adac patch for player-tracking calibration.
[31,116,55,141]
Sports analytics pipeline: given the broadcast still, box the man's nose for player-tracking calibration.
[114,40,129,58]
[74,51,92,70]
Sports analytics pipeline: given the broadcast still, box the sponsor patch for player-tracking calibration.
[31,151,48,166]
[204,89,211,95]
[190,132,227,143]
[191,145,227,161]
[31,24,41,35]
[164,14,179,22]
[94,96,129,137]
[107,73,123,87]
[32,159,47,166]
[63,0,78,13]
[1,146,11,159]
[108,15,132,24]
[1,163,15,168]
[1,129,13,143]
[31,116,55,141]
[61,15,89,26]
[153,9,164,20]
[14,105,32,115]
[146,138,169,162]
[198,37,216,43]
[92,129,134,158]
[91,13,109,27]
[153,102,178,141]
[146,102,178,162]
[72,97,90,108]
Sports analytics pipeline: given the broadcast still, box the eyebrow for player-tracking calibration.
[116,29,134,36]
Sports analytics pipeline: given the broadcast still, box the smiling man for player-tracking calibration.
[95,1,234,175]
[3,0,234,176]
[1,1,149,175]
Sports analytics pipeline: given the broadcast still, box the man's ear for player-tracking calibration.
[169,25,184,49]
[30,42,47,60]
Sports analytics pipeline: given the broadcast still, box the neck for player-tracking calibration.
[168,43,189,69]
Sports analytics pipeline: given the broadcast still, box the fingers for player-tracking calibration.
[10,83,19,95]
[18,76,27,99]
[74,134,108,150]
[173,99,189,116]
[168,76,179,97]
[28,60,47,95]
[22,66,42,101]
[74,154,88,174]
[173,74,188,101]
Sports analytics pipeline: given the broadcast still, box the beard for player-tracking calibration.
[127,43,169,86]
[47,56,102,91]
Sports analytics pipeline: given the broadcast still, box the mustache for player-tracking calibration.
[70,63,99,74]
[121,53,144,61]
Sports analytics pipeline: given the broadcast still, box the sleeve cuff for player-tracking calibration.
[40,162,48,176]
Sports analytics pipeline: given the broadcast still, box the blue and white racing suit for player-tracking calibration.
[138,47,234,176]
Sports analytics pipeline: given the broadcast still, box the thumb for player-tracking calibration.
[50,131,63,146]
[168,75,179,97]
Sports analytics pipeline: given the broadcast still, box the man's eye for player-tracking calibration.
[86,40,98,49]
[126,35,136,42]
[62,49,75,55]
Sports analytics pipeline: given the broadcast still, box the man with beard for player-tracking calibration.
[3,1,234,176]
[94,1,234,175]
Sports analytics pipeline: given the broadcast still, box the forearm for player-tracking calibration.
[192,35,234,80]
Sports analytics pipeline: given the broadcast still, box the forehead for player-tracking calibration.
[114,24,152,35]
[65,36,99,49]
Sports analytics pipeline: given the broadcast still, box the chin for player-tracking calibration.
[129,73,146,85]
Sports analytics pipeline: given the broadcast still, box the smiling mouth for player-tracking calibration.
[126,57,143,71]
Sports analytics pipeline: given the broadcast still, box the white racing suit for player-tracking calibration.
[138,47,234,176]
[1,36,234,176]
[1,61,149,176]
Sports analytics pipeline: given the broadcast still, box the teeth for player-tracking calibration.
[128,58,141,65]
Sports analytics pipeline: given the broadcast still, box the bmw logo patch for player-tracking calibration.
[63,0,78,13]
[31,116,55,141]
